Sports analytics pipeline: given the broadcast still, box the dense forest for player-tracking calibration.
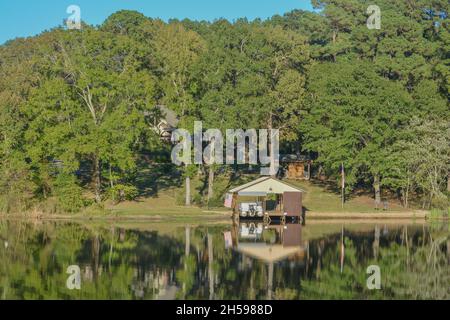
[0,0,449,214]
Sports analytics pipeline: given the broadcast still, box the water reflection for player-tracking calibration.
[233,223,306,299]
[0,219,448,300]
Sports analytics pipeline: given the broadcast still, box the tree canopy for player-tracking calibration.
[0,0,448,213]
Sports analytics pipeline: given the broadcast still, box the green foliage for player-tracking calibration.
[108,184,139,203]
[0,2,448,213]
[53,174,85,213]
[430,207,450,219]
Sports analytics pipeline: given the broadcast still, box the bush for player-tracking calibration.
[54,174,85,213]
[192,193,204,206]
[431,194,450,209]
[207,196,224,208]
[108,184,139,203]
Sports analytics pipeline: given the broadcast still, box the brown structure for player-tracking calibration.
[227,177,305,223]
[283,192,303,217]
[281,154,312,180]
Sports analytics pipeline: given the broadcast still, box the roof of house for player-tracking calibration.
[158,105,179,127]
[229,177,304,195]
[280,154,312,163]
[144,105,179,128]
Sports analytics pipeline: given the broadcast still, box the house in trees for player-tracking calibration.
[146,105,179,142]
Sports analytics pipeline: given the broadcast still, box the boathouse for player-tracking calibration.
[227,177,304,223]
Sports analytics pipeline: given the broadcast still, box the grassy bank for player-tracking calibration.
[106,178,428,219]
[0,180,434,221]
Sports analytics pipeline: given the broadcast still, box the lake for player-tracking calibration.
[0,219,448,300]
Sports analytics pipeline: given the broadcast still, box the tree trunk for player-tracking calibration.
[332,30,337,62]
[447,173,450,192]
[109,164,115,202]
[403,174,410,209]
[185,176,191,206]
[207,166,214,205]
[109,164,114,189]
[403,187,409,209]
[93,155,102,203]
[373,174,381,208]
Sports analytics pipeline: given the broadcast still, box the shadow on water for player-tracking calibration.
[0,219,448,300]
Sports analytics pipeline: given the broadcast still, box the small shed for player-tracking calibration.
[280,154,312,180]
[228,177,304,222]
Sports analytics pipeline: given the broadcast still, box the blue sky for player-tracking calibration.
[0,0,313,44]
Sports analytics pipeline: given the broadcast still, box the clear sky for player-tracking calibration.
[0,0,313,44]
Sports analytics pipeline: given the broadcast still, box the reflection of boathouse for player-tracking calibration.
[232,222,307,299]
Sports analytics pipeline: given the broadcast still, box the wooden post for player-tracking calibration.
[231,193,238,221]
[263,196,267,214]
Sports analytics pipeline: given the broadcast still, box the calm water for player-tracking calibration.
[0,219,449,300]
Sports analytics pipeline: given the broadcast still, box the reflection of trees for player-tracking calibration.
[301,238,368,299]
[301,226,450,300]
[1,221,448,300]
[0,220,91,299]
[0,221,184,300]
[385,233,449,299]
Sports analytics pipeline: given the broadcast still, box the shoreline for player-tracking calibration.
[0,210,436,222]
[305,211,430,220]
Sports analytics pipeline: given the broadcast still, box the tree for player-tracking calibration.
[24,28,157,203]
[151,22,206,206]
[301,61,413,202]
[391,118,450,208]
